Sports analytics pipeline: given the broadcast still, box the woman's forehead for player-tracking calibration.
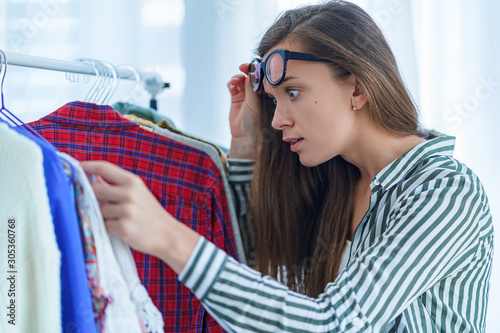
[262,40,304,59]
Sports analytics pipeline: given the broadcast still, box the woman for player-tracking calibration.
[82,1,493,331]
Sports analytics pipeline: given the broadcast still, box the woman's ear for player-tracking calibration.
[351,77,368,110]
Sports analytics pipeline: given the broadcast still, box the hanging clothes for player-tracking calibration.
[107,235,165,333]
[121,111,251,271]
[156,117,229,159]
[113,101,229,157]
[27,101,238,333]
[13,118,96,333]
[152,126,246,265]
[120,112,246,264]
[113,102,177,129]
[61,156,110,325]
[123,113,158,129]
[60,153,146,333]
[62,153,164,332]
[0,121,61,333]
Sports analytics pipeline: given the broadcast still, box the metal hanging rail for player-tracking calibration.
[2,51,169,95]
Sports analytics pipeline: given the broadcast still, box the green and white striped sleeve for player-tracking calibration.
[179,170,492,332]
[227,158,255,267]
[179,236,368,332]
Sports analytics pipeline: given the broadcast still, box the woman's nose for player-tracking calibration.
[271,103,293,130]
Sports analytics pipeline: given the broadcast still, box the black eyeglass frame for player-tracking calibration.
[249,49,332,92]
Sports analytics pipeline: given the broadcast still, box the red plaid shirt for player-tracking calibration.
[28,101,236,332]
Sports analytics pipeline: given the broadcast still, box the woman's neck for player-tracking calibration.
[341,124,426,182]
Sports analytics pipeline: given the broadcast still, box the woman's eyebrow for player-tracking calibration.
[281,76,298,83]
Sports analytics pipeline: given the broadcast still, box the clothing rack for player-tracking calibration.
[3,51,169,97]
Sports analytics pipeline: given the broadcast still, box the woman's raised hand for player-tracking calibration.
[227,63,262,160]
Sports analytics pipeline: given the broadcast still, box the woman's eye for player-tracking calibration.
[287,89,299,99]
[265,93,277,105]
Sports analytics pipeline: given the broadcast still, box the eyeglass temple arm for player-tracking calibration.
[286,50,331,62]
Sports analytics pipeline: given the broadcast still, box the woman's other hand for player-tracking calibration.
[227,63,262,159]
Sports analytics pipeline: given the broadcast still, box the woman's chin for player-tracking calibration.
[298,155,322,168]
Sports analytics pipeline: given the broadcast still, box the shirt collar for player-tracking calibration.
[370,131,456,193]
[44,101,138,130]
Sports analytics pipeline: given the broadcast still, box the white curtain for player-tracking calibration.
[1,0,498,331]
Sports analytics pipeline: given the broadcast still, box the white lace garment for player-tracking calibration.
[60,153,164,333]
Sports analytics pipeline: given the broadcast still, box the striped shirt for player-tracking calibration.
[180,133,494,332]
[226,158,255,267]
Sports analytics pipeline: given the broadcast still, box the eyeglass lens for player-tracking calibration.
[249,61,261,90]
[266,52,284,84]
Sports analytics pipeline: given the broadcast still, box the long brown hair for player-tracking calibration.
[249,1,423,297]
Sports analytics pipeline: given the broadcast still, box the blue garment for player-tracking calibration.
[0,117,96,333]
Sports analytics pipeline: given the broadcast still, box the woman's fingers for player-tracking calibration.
[100,202,130,219]
[82,160,144,206]
[227,82,241,96]
[227,64,250,96]
[228,74,246,94]
[81,160,173,256]
[98,203,139,240]
[91,182,129,203]
[230,73,246,82]
[239,63,250,75]
[102,215,132,243]
[81,160,135,186]
[243,74,261,108]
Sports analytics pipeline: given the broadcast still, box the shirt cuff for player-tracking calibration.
[178,236,228,302]
[227,158,255,183]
